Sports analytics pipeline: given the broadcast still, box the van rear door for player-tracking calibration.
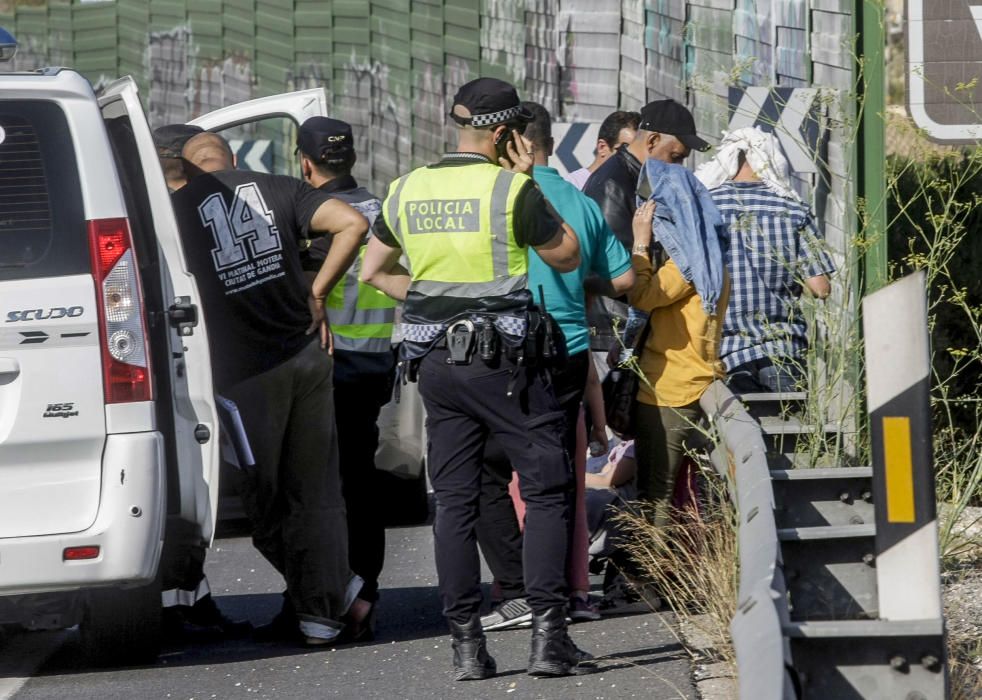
[97,78,222,543]
[0,95,107,538]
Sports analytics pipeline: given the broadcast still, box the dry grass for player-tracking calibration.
[612,480,739,669]
[949,636,982,700]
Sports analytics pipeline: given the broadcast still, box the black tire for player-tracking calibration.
[79,576,162,667]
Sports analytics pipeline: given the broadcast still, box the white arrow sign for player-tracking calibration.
[972,4,982,41]
[728,87,820,174]
[228,139,272,173]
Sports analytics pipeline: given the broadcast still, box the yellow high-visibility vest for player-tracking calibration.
[326,245,396,354]
[382,161,530,300]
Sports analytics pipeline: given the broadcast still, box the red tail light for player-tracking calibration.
[87,218,153,404]
[64,546,101,561]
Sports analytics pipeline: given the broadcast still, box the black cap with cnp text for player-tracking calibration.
[638,99,710,152]
[297,116,356,165]
[153,124,204,158]
[450,77,533,128]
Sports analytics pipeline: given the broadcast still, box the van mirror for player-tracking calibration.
[0,28,18,63]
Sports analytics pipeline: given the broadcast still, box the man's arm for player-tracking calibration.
[516,182,580,272]
[583,268,635,297]
[534,222,580,273]
[797,211,834,300]
[361,236,411,301]
[803,274,831,299]
[308,198,370,302]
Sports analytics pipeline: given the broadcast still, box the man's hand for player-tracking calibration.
[306,294,334,354]
[500,130,535,175]
[632,199,656,250]
[589,421,610,456]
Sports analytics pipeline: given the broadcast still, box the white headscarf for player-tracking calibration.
[694,126,801,202]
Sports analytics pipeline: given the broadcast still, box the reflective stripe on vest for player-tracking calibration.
[383,163,530,300]
[327,246,396,354]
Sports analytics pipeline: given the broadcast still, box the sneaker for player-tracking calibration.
[480,597,533,631]
[568,596,601,622]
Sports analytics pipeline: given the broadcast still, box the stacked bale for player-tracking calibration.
[644,0,686,103]
[370,0,413,188]
[685,0,734,147]
[148,0,189,125]
[190,0,225,115]
[410,0,446,167]
[733,0,772,85]
[525,0,561,115]
[775,0,809,86]
[72,0,118,87]
[558,0,621,121]
[620,0,646,110]
[332,1,372,184]
[443,0,479,149]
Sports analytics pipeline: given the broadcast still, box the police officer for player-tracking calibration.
[361,78,592,681]
[296,117,395,630]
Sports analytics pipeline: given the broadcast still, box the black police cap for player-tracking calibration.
[297,116,355,164]
[450,77,533,128]
[637,99,710,152]
[152,124,204,158]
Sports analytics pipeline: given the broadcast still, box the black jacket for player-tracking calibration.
[582,145,642,252]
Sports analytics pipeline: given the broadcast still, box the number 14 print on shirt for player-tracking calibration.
[199,182,285,295]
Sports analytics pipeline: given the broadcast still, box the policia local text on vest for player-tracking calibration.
[361,77,594,682]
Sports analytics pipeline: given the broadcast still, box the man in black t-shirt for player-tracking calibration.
[172,132,372,646]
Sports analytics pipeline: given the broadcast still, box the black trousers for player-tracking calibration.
[475,351,590,602]
[418,347,573,623]
[224,340,352,632]
[333,352,394,603]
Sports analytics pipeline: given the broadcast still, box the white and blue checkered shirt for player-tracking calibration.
[711,182,835,372]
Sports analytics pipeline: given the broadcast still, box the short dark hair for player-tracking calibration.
[308,151,356,178]
[598,110,641,149]
[520,101,552,151]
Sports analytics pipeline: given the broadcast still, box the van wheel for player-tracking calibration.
[80,577,161,667]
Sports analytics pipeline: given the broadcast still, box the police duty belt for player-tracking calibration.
[401,314,527,345]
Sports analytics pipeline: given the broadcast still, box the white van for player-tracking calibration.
[0,64,329,664]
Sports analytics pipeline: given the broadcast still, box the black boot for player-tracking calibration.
[449,615,497,681]
[527,606,596,677]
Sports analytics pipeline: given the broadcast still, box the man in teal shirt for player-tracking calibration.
[476,101,635,630]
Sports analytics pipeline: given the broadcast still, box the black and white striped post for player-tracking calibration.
[862,270,942,622]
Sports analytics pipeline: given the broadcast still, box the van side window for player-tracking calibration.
[0,101,86,281]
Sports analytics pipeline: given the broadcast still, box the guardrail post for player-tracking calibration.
[862,270,943,623]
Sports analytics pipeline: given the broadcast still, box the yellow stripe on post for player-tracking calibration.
[883,416,916,523]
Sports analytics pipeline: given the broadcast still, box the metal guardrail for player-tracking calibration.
[699,379,947,700]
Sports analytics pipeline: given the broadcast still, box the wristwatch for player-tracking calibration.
[632,243,649,256]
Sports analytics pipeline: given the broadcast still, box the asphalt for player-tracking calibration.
[7,523,695,700]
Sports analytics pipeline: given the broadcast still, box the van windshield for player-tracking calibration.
[0,100,87,281]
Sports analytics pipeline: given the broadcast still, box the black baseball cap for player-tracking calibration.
[297,116,356,164]
[638,99,710,151]
[153,124,204,158]
[450,77,533,128]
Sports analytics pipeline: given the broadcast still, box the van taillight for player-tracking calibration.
[87,218,152,404]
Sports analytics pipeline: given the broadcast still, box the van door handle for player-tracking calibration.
[0,358,20,377]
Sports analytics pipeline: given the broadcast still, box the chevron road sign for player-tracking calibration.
[549,122,600,178]
[907,0,982,142]
[727,87,823,174]
[228,139,273,173]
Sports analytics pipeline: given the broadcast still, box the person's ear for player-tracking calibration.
[596,139,611,158]
[646,132,660,155]
[492,125,508,143]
